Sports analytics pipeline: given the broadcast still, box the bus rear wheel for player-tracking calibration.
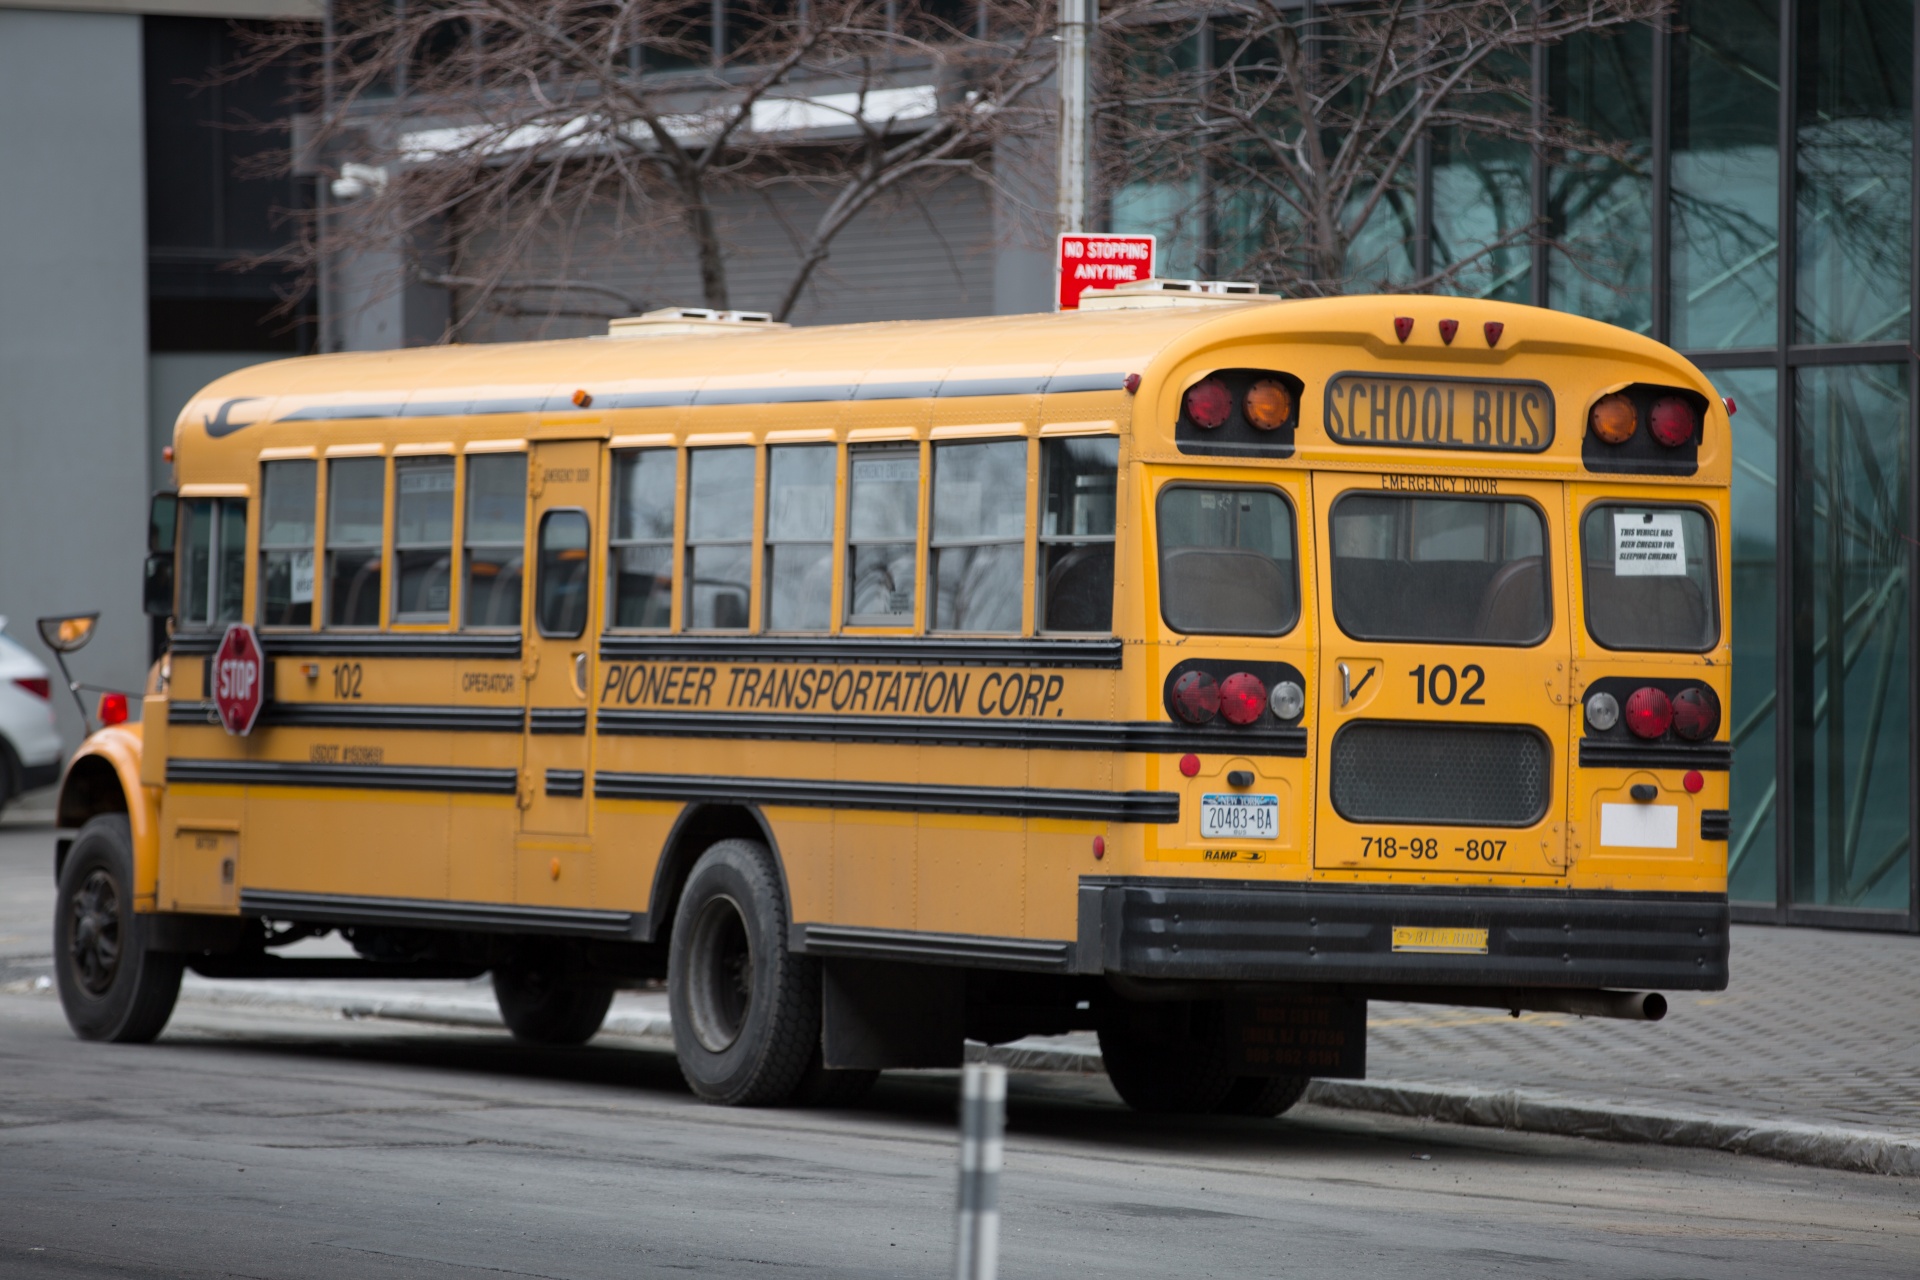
[1214,1075,1309,1118]
[668,838,818,1106]
[54,814,183,1043]
[492,952,614,1046]
[1096,1005,1238,1115]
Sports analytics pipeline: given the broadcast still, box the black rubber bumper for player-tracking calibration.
[1077,879,1729,991]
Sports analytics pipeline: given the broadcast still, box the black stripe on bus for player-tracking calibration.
[596,708,1308,756]
[545,768,585,797]
[594,771,1178,823]
[240,889,636,939]
[596,634,1124,668]
[1700,809,1730,841]
[169,700,526,732]
[167,758,519,795]
[170,631,522,660]
[797,924,1073,972]
[271,372,1130,423]
[1576,740,1732,770]
[530,707,589,735]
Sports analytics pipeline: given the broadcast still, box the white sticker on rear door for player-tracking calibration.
[1599,803,1679,848]
[1614,512,1687,576]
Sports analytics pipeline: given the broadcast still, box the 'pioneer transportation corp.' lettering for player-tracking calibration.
[1324,374,1554,453]
[601,661,1069,719]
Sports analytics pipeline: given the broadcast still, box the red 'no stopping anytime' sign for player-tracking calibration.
[1057,233,1156,310]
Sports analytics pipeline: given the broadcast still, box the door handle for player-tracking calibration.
[1338,662,1376,707]
[570,651,588,699]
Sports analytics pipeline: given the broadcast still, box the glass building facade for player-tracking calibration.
[1119,0,1920,931]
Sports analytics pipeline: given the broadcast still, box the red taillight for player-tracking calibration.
[1171,671,1220,724]
[1649,396,1697,447]
[1590,394,1636,444]
[97,691,129,726]
[1623,687,1673,739]
[1218,672,1267,726]
[12,676,50,700]
[1184,378,1232,429]
[1671,686,1720,741]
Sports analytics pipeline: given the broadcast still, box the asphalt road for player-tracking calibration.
[3,990,1918,1280]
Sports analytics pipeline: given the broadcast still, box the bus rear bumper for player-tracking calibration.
[1076,879,1729,992]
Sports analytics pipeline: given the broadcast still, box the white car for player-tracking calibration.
[0,616,64,816]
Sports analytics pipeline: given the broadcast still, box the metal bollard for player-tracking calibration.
[953,1061,1006,1280]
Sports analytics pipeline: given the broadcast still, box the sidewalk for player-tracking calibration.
[4,811,1917,1174]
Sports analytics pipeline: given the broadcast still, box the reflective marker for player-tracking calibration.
[954,1062,1006,1280]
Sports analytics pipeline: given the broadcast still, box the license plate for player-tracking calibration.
[1200,794,1279,840]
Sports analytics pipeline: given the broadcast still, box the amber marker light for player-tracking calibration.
[572,388,593,408]
[1244,379,1293,430]
[1589,393,1637,444]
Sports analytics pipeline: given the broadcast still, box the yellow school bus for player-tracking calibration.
[51,288,1730,1114]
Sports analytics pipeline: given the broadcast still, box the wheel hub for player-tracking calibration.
[69,869,121,996]
[686,894,753,1053]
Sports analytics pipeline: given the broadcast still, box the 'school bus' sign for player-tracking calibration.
[1057,233,1155,310]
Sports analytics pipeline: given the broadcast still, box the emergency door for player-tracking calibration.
[1308,473,1570,879]
[520,440,599,848]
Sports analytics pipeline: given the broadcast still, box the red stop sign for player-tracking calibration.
[212,623,266,736]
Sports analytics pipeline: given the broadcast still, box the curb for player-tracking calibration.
[169,982,1920,1178]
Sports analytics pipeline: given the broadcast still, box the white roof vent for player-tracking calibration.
[606,306,791,338]
[1076,277,1266,311]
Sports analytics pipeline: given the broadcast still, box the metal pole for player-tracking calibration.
[953,1062,1006,1280]
[1056,0,1091,235]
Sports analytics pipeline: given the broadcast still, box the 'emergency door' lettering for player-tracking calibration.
[600,662,1069,719]
[1324,374,1554,453]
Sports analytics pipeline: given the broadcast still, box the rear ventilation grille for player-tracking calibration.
[1331,722,1550,828]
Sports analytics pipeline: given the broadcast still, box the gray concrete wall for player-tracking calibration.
[0,10,150,755]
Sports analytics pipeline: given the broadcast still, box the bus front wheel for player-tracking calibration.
[54,814,183,1043]
[492,952,614,1046]
[668,838,820,1106]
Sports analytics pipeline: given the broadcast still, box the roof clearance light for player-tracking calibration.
[1623,686,1673,740]
[1218,672,1268,726]
[1438,319,1459,345]
[1484,321,1504,347]
[1590,393,1637,445]
[1171,671,1221,724]
[1671,686,1721,741]
[1184,378,1232,429]
[1649,396,1697,447]
[572,389,593,408]
[1393,317,1413,342]
[1243,380,1293,431]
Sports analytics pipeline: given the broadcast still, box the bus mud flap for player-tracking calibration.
[821,958,965,1070]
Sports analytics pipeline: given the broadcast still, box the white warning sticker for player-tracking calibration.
[1614,512,1687,576]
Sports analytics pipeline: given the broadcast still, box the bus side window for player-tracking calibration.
[608,449,673,629]
[931,438,1025,633]
[464,453,527,629]
[259,461,316,627]
[686,447,754,630]
[536,510,591,638]
[394,456,455,624]
[846,444,920,626]
[765,444,835,632]
[179,497,248,628]
[327,457,385,628]
[1039,437,1118,633]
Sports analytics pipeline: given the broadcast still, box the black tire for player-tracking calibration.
[1097,1002,1238,1115]
[667,838,818,1106]
[54,814,183,1043]
[791,1048,879,1109]
[1214,1075,1309,1118]
[492,954,615,1046]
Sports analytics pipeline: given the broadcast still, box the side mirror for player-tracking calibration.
[148,492,178,555]
[143,553,175,618]
[37,613,98,654]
